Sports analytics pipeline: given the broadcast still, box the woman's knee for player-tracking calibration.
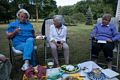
[51,46,57,50]
[26,37,34,42]
[63,45,69,50]
[50,42,57,50]
[104,43,114,50]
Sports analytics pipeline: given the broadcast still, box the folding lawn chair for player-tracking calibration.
[90,17,120,70]
[7,37,37,67]
[41,16,67,64]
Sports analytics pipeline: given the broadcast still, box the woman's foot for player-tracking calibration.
[21,63,30,71]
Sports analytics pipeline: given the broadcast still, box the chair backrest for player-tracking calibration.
[42,15,65,41]
[45,18,54,41]
[97,17,119,31]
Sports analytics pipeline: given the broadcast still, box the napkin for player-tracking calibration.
[97,40,107,43]
[101,69,119,78]
[78,61,102,72]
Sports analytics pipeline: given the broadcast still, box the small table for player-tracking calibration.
[47,61,119,80]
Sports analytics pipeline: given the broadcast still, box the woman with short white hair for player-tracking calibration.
[49,15,69,67]
[7,9,36,71]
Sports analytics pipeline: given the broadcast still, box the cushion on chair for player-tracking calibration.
[12,47,23,54]
[34,46,37,50]
[12,46,37,54]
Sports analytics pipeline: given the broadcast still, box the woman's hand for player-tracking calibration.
[57,44,63,49]
[61,40,65,44]
[51,40,63,49]
[14,28,21,34]
[7,28,21,39]
[107,39,113,42]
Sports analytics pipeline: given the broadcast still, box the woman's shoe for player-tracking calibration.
[21,63,29,71]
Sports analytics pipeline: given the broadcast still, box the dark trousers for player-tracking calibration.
[91,41,114,62]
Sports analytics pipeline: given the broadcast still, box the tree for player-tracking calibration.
[58,6,73,16]
[0,0,12,23]
[86,7,93,25]
[102,0,118,15]
[41,0,57,17]
[72,13,86,23]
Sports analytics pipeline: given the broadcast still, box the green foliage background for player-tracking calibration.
[0,0,118,24]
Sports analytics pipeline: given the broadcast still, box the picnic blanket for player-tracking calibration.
[23,65,47,80]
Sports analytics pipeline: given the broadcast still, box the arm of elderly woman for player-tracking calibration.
[7,28,21,39]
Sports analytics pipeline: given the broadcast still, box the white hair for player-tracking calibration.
[53,15,65,24]
[102,14,111,20]
[16,9,30,18]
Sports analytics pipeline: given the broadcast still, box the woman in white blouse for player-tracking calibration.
[49,15,69,67]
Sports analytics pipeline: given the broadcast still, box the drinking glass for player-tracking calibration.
[47,60,54,69]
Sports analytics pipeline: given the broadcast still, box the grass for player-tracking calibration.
[0,22,120,79]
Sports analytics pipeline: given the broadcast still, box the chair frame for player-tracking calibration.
[8,38,23,65]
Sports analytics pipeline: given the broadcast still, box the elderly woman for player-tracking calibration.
[49,15,69,67]
[91,14,120,68]
[7,9,36,71]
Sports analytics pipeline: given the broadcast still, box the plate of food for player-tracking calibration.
[64,76,80,80]
[59,65,80,74]
[87,68,106,80]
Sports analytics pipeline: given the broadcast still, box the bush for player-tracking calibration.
[64,13,86,25]
[71,13,86,23]
[64,15,75,25]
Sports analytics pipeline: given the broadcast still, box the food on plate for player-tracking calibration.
[92,68,102,78]
[65,65,75,71]
[60,65,80,73]
[64,76,79,80]
[70,73,84,80]
[87,68,106,80]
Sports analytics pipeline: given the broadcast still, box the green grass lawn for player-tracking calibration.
[0,22,120,79]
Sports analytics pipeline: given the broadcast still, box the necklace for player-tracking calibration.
[56,28,62,35]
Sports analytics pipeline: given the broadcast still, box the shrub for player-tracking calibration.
[71,13,86,23]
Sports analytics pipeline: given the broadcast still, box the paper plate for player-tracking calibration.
[87,72,106,80]
[101,69,119,78]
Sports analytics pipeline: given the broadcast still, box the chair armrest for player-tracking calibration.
[12,47,23,54]
[36,35,45,40]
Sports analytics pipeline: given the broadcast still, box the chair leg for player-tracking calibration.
[116,44,119,70]
[44,41,47,64]
[9,46,13,64]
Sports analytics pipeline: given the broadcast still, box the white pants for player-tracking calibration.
[49,42,69,65]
